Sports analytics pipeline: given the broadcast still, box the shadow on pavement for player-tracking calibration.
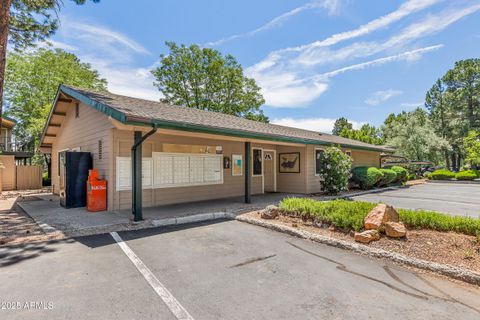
[0,238,75,268]
[74,218,231,249]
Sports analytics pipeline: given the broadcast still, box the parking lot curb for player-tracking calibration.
[426,180,480,185]
[312,185,406,201]
[59,212,235,238]
[236,215,480,286]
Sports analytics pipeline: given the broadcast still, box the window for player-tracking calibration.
[75,103,79,118]
[253,148,262,176]
[315,149,324,176]
[58,151,65,176]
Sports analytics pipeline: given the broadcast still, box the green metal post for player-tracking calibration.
[132,131,143,221]
[245,142,251,204]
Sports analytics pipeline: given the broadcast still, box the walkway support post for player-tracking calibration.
[245,141,251,204]
[131,127,157,221]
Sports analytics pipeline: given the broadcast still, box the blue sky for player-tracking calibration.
[51,0,480,133]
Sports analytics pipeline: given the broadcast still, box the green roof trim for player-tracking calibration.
[60,85,127,123]
[40,85,391,153]
[124,118,385,152]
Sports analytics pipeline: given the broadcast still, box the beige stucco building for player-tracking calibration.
[39,85,391,214]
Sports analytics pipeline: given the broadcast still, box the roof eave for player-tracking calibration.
[52,85,390,153]
[124,116,390,153]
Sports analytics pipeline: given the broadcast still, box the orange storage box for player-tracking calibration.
[86,169,107,212]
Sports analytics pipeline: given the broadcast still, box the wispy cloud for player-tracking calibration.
[247,0,480,108]
[285,0,442,52]
[249,44,443,108]
[272,117,364,133]
[204,0,342,47]
[401,102,424,109]
[281,2,478,68]
[67,21,151,55]
[45,40,78,51]
[51,17,161,100]
[365,89,403,106]
[319,45,443,78]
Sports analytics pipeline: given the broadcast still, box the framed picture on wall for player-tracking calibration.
[279,152,300,173]
[232,154,243,176]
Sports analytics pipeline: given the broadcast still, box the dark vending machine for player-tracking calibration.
[59,151,93,208]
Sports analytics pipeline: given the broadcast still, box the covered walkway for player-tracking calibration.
[17,193,308,234]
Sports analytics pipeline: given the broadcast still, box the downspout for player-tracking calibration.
[131,125,157,221]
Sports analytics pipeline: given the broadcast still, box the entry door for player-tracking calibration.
[263,151,275,192]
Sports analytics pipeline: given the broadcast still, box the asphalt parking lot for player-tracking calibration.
[1,220,479,320]
[351,182,480,218]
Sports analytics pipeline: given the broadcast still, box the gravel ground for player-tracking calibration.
[243,211,480,274]
[0,196,64,246]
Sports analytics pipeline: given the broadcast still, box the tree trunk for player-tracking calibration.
[451,153,457,172]
[0,0,12,132]
[444,150,450,170]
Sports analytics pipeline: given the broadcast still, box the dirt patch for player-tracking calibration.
[0,187,51,200]
[0,196,65,246]
[406,179,427,186]
[243,211,480,274]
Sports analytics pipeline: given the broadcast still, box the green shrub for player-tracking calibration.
[390,166,408,182]
[279,198,374,231]
[377,169,397,186]
[429,169,455,180]
[42,172,51,186]
[455,170,479,180]
[279,198,480,236]
[351,166,383,189]
[318,147,352,195]
[407,173,417,181]
[398,208,480,236]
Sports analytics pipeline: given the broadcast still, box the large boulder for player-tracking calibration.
[364,204,399,230]
[385,222,407,238]
[354,230,380,244]
[260,205,279,219]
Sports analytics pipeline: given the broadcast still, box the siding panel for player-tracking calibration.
[112,131,280,210]
[51,102,113,195]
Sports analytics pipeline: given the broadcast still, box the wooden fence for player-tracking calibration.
[15,165,43,190]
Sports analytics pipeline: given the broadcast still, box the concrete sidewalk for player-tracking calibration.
[17,195,128,234]
[16,193,303,236]
[16,187,413,237]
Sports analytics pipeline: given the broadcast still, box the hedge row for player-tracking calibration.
[351,165,408,189]
[279,198,480,236]
[455,170,480,180]
[428,169,480,181]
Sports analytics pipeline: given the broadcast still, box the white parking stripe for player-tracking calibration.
[110,232,194,320]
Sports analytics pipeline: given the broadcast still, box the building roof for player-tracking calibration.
[40,85,393,152]
[0,117,16,128]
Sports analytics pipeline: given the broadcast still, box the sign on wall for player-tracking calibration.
[232,154,243,176]
[279,152,300,173]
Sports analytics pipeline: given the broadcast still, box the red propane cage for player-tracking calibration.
[86,169,107,212]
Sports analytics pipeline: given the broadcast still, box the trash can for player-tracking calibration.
[86,169,107,212]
